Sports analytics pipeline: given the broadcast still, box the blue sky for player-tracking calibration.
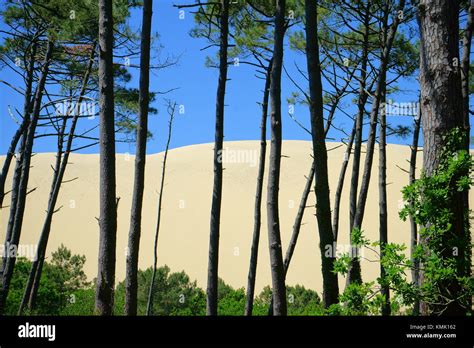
[0,1,469,156]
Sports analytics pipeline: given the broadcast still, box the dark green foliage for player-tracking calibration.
[252,285,323,316]
[3,245,89,315]
[115,266,206,316]
[400,128,473,314]
[62,264,325,316]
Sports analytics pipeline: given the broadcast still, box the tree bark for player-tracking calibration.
[244,61,271,316]
[418,0,467,315]
[0,41,53,314]
[305,0,339,308]
[95,0,117,316]
[266,0,287,316]
[125,0,153,316]
[207,0,229,316]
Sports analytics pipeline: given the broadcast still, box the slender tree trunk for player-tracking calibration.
[409,108,421,316]
[0,121,27,209]
[418,0,467,315]
[332,123,356,243]
[146,104,175,316]
[244,61,271,316]
[266,0,287,316]
[347,3,371,286]
[207,0,229,316]
[18,45,96,314]
[305,0,339,308]
[378,88,390,316]
[96,0,117,316]
[0,41,53,314]
[125,0,153,316]
[347,0,405,286]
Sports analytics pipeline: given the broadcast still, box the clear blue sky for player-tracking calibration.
[0,1,470,156]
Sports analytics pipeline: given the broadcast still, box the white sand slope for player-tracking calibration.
[1,141,472,295]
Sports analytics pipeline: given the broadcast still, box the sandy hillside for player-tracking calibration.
[1,140,472,294]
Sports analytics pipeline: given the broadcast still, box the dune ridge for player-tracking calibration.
[1,140,471,294]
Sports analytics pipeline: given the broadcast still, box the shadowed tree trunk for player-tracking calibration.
[125,0,153,316]
[409,107,421,315]
[244,61,271,316]
[418,0,468,315]
[347,0,405,286]
[146,103,175,316]
[18,45,97,315]
[305,0,339,308]
[266,0,287,316]
[95,0,117,316]
[207,0,229,316]
[0,40,54,314]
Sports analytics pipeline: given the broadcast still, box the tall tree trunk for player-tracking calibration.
[409,108,421,315]
[347,0,405,285]
[305,0,339,308]
[244,61,271,316]
[418,0,468,315]
[146,103,175,316]
[18,45,96,314]
[207,0,229,316]
[96,0,117,316]
[378,88,390,316]
[347,2,371,286]
[266,0,287,316]
[125,0,153,316]
[0,41,53,314]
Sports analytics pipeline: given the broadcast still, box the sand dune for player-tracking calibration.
[1,141,472,294]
